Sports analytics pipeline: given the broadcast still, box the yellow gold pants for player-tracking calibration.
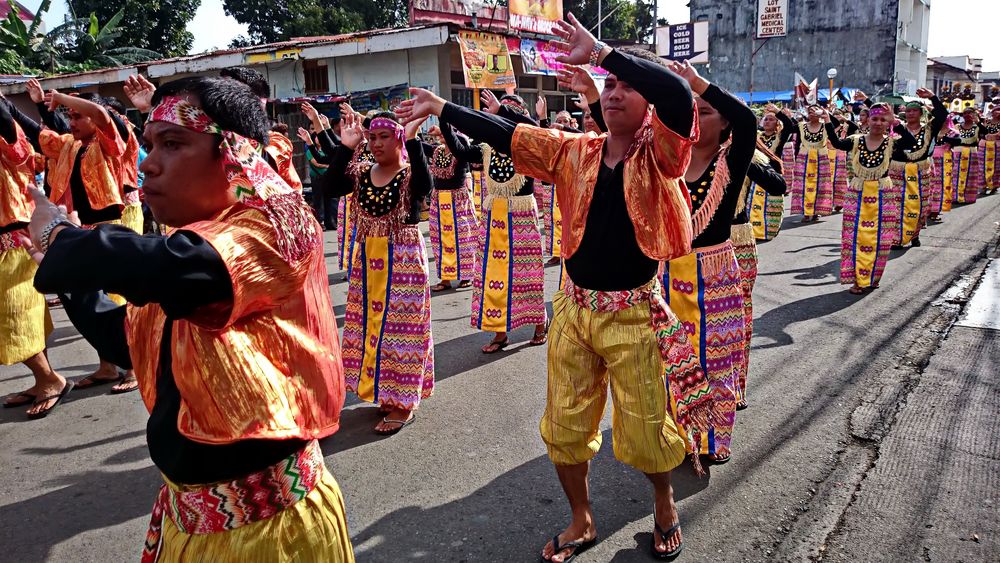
[0,245,53,365]
[158,468,355,562]
[541,291,688,474]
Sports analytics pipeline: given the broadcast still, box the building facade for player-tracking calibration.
[689,0,930,96]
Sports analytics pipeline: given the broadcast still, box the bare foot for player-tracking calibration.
[541,516,597,562]
[653,490,683,556]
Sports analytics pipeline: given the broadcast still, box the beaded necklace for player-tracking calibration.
[429,144,457,179]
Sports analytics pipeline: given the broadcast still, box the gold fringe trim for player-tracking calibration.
[734,150,772,217]
[849,134,894,181]
[890,158,931,174]
[484,193,538,214]
[904,122,935,162]
[798,122,829,153]
[848,176,894,193]
[692,146,731,238]
[730,223,755,245]
[693,240,736,280]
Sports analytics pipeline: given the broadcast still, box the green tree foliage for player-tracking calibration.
[562,0,656,43]
[223,0,407,46]
[0,0,160,75]
[68,0,199,57]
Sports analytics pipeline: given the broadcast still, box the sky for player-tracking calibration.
[18,0,1000,69]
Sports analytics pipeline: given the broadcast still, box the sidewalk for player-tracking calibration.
[823,258,1000,561]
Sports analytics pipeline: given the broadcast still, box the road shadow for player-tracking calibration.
[0,464,161,561]
[753,289,861,350]
[759,258,841,286]
[431,327,546,383]
[348,430,712,562]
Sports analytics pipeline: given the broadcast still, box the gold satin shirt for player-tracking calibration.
[0,121,34,228]
[39,127,124,212]
[265,131,303,192]
[127,206,344,444]
[510,110,697,261]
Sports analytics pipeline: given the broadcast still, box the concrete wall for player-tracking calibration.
[689,0,902,95]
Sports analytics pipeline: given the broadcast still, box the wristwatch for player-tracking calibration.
[39,217,74,253]
[589,40,608,67]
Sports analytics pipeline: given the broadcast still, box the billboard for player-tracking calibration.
[655,22,709,64]
[756,0,788,38]
[508,0,562,35]
[458,30,516,89]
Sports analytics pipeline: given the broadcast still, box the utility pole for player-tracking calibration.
[597,0,602,40]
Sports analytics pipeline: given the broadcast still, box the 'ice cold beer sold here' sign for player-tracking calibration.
[756,0,788,38]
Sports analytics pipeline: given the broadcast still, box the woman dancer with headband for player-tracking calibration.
[778,105,834,222]
[440,89,548,354]
[427,121,478,292]
[321,111,435,435]
[825,103,917,295]
[750,105,793,241]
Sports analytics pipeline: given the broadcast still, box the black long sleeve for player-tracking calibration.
[35,225,233,319]
[0,100,16,144]
[323,144,355,198]
[406,139,433,202]
[749,159,787,196]
[776,111,797,154]
[36,101,69,134]
[440,115,484,163]
[890,125,918,161]
[825,122,855,152]
[589,99,607,133]
[5,102,42,151]
[928,96,948,139]
[600,50,693,137]
[440,103,518,156]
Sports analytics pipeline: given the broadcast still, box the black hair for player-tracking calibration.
[499,93,527,107]
[151,76,271,144]
[370,111,398,123]
[76,92,104,103]
[102,95,127,115]
[618,46,669,69]
[220,66,270,99]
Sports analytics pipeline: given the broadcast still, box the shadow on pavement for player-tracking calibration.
[753,289,860,350]
[348,430,712,562]
[759,258,841,286]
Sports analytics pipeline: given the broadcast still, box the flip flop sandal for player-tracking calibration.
[430,282,452,292]
[709,453,731,465]
[540,533,597,563]
[3,391,36,408]
[26,381,75,420]
[375,414,416,436]
[482,338,509,354]
[651,522,683,560]
[736,400,749,411]
[109,375,139,395]
[74,372,123,390]
[457,280,472,288]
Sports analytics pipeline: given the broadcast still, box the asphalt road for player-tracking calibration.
[1,194,998,563]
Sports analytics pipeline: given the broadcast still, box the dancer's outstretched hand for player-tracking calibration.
[403,116,428,141]
[124,75,156,113]
[557,65,600,104]
[480,89,500,114]
[552,13,597,65]
[339,111,366,150]
[396,88,446,125]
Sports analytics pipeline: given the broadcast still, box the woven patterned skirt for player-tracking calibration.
[0,236,53,365]
[889,161,931,246]
[841,178,899,289]
[122,190,144,234]
[953,145,983,205]
[830,150,849,210]
[749,185,784,241]
[471,170,485,219]
[662,241,744,457]
[792,148,833,217]
[983,140,999,194]
[472,195,547,333]
[929,146,954,215]
[540,182,562,257]
[343,227,434,409]
[730,225,757,404]
[336,195,358,272]
[428,184,478,282]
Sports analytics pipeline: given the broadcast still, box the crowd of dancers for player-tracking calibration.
[1,11,998,562]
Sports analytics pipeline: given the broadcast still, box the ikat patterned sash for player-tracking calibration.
[141,440,324,562]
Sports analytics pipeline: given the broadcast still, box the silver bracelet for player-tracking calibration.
[589,41,608,67]
[39,217,71,253]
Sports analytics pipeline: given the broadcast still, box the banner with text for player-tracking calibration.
[509,0,562,34]
[458,30,517,89]
[655,22,709,64]
[756,0,788,38]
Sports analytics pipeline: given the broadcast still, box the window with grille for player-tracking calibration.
[304,60,330,94]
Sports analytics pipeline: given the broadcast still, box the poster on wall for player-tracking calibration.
[458,30,516,89]
[509,0,563,35]
[519,38,608,79]
[756,0,788,38]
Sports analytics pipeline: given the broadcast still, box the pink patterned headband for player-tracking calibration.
[367,116,408,161]
[868,106,891,117]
